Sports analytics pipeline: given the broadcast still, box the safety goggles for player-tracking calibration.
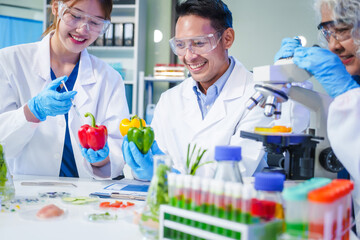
[169,31,223,56]
[58,1,110,35]
[317,20,352,43]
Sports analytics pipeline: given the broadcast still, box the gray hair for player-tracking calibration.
[314,0,360,57]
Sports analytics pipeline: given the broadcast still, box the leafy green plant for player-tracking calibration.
[186,143,213,175]
[0,144,8,187]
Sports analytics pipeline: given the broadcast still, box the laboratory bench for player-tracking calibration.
[1,175,358,240]
[0,175,146,240]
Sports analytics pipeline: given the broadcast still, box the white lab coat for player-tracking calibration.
[151,58,306,178]
[327,87,360,234]
[0,33,129,179]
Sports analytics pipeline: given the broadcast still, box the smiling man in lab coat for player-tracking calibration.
[122,0,306,180]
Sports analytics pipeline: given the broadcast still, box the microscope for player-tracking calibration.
[242,59,343,180]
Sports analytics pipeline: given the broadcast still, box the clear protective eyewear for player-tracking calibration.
[317,20,352,43]
[58,1,110,35]
[169,31,223,56]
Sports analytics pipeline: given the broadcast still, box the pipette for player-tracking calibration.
[61,80,83,121]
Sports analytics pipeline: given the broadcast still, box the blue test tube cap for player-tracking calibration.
[215,145,242,161]
[254,172,285,192]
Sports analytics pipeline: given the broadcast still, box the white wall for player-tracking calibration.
[223,0,326,93]
[0,0,43,20]
[224,0,319,70]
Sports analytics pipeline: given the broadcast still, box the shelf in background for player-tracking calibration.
[87,46,134,51]
[144,76,186,83]
[87,47,134,59]
[124,80,135,85]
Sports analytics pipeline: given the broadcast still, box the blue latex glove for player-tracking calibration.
[274,37,302,63]
[293,47,359,98]
[122,135,164,181]
[28,76,77,121]
[80,142,109,164]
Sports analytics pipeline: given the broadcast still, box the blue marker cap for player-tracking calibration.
[254,172,285,192]
[215,146,242,161]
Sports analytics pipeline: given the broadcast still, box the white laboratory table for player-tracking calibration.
[0,175,146,240]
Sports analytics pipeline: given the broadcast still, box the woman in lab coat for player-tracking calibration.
[0,0,129,179]
[276,0,360,234]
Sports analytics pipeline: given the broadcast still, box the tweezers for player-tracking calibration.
[21,182,77,188]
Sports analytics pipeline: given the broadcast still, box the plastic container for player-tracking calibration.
[213,146,243,183]
[252,172,285,222]
[145,104,156,124]
[0,144,15,202]
[308,179,354,240]
[332,179,354,240]
[139,154,172,239]
[282,177,331,237]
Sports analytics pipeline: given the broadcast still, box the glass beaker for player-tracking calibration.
[0,143,15,202]
[139,154,172,240]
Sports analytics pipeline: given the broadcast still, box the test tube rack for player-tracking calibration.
[159,205,283,240]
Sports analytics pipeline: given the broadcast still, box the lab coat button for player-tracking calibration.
[54,153,61,159]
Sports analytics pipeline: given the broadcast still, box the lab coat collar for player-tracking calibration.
[183,58,248,100]
[33,32,96,122]
[33,33,96,86]
[73,48,95,110]
[34,34,52,82]
[181,57,250,133]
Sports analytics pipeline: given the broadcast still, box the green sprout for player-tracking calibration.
[186,143,213,175]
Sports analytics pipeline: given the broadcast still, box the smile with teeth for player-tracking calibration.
[71,34,86,42]
[189,62,206,69]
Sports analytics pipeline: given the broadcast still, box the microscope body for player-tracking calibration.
[246,60,338,179]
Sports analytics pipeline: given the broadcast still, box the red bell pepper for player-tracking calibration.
[78,112,108,151]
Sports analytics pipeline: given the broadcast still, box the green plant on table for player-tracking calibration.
[186,143,213,175]
[141,163,170,223]
[139,155,171,239]
[0,144,8,187]
[0,144,15,202]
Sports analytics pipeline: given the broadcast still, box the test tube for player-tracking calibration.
[190,175,202,236]
[200,178,211,231]
[282,177,331,238]
[182,174,193,239]
[231,182,243,239]
[224,181,234,238]
[166,173,177,239]
[242,183,254,224]
[213,180,225,235]
[175,174,185,239]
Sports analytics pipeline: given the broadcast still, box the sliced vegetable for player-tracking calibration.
[98,201,135,209]
[88,212,117,221]
[62,196,98,205]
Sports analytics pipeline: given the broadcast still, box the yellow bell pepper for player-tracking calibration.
[119,115,146,136]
